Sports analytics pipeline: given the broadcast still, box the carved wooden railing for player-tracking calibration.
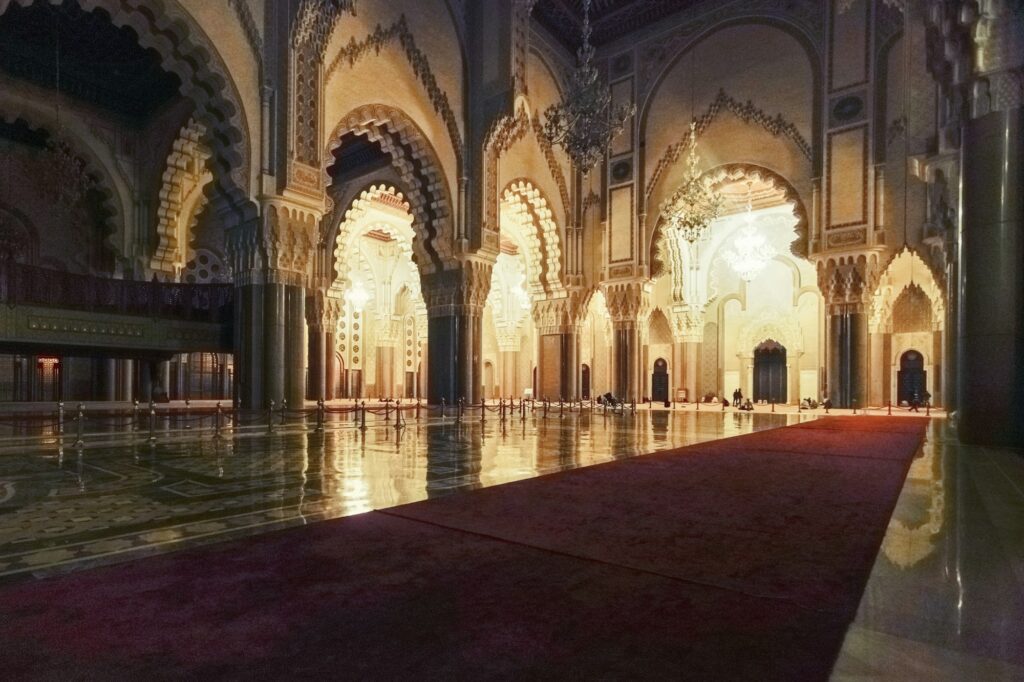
[0,261,233,324]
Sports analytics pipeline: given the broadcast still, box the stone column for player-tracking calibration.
[683,341,700,403]
[325,332,338,400]
[423,260,491,405]
[263,281,286,407]
[308,319,327,402]
[284,285,306,407]
[959,90,1024,445]
[102,359,117,402]
[118,359,133,402]
[868,329,885,407]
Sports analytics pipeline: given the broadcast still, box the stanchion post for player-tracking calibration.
[280,399,287,426]
[888,400,892,416]
[184,398,191,429]
[360,400,367,430]
[148,399,156,444]
[631,399,636,414]
[214,402,223,439]
[560,398,564,418]
[416,400,421,421]
[268,399,275,433]
[771,401,775,413]
[480,398,486,424]
[543,399,548,419]
[57,401,64,435]
[316,399,324,432]
[132,399,139,431]
[395,400,402,429]
[926,402,931,416]
[75,403,84,448]
[384,399,391,422]
[440,397,446,419]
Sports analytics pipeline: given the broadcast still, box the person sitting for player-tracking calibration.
[822,398,833,413]
[739,398,754,411]
[721,397,730,408]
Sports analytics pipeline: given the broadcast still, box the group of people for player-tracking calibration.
[726,388,754,411]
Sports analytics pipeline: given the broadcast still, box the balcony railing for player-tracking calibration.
[0,261,233,324]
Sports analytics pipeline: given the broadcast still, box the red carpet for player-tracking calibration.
[0,416,926,680]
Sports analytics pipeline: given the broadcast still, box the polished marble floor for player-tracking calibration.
[0,407,802,581]
[833,424,1024,680]
[0,405,1020,680]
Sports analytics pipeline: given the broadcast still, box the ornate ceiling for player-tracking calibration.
[533,0,703,49]
[0,0,181,122]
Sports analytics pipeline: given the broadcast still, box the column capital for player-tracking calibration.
[669,304,705,343]
[421,258,493,317]
[602,280,652,325]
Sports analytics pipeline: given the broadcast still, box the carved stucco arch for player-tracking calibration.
[638,15,823,171]
[650,163,811,280]
[484,105,571,238]
[502,179,565,299]
[331,185,417,293]
[0,106,124,262]
[326,104,455,274]
[870,246,946,334]
[152,118,212,276]
[0,0,256,219]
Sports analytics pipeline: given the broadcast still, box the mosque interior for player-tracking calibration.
[0,0,1021,677]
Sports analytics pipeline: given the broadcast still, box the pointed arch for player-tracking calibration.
[326,104,455,273]
[502,179,565,298]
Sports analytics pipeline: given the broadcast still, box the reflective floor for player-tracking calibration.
[0,407,1020,679]
[0,408,801,581]
[833,424,1024,680]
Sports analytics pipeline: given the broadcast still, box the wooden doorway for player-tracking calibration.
[897,350,926,404]
[753,340,786,403]
[651,358,669,403]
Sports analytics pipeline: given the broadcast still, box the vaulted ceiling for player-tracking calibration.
[533,0,703,49]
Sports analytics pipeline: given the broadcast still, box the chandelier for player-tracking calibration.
[541,0,635,173]
[660,120,724,243]
[722,183,775,282]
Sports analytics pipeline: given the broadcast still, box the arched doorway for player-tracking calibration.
[581,364,591,400]
[651,358,669,403]
[898,350,926,404]
[754,340,787,403]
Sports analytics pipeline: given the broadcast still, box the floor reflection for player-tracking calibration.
[0,410,798,580]
[833,421,1024,679]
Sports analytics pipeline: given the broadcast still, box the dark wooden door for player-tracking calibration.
[897,350,926,404]
[651,358,669,403]
[753,342,787,403]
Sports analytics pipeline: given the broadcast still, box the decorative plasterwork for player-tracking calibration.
[816,252,880,312]
[650,164,811,280]
[153,119,211,277]
[646,90,811,212]
[0,105,125,265]
[18,0,258,209]
[738,307,804,355]
[421,257,494,316]
[228,0,263,72]
[669,303,705,343]
[486,252,532,351]
[601,280,652,324]
[502,179,566,298]
[262,202,317,285]
[292,0,357,54]
[869,246,945,333]
[325,15,463,166]
[326,105,456,273]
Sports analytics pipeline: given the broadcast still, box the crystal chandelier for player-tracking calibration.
[541,0,635,173]
[660,120,724,243]
[722,183,775,283]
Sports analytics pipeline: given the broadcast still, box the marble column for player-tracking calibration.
[262,282,286,407]
[868,331,885,407]
[683,341,700,403]
[308,322,327,401]
[102,359,117,402]
[284,285,306,407]
[959,105,1024,446]
[501,350,519,398]
[427,314,460,405]
[613,324,638,401]
[118,359,133,402]
[234,283,265,408]
[325,332,338,400]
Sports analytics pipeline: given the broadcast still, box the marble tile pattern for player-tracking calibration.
[0,409,800,582]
